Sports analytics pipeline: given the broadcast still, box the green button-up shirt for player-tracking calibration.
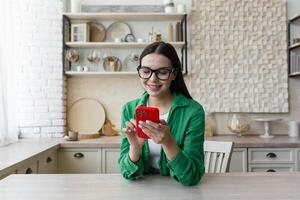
[118,91,205,186]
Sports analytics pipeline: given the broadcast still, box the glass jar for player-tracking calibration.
[227,113,250,136]
[205,112,215,137]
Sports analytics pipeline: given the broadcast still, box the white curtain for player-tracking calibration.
[0,1,19,146]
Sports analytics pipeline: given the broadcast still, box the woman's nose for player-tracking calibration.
[148,72,159,81]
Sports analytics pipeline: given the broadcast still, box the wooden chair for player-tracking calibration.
[204,140,233,173]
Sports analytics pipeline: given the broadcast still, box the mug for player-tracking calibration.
[76,66,83,72]
[83,66,89,72]
[176,4,186,13]
[68,130,79,141]
[114,38,122,43]
[288,121,299,137]
[137,38,145,43]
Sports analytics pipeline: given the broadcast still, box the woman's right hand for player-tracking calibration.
[124,119,146,162]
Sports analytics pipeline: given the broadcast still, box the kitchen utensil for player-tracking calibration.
[67,98,106,136]
[123,53,139,71]
[66,49,80,62]
[106,22,132,42]
[124,33,136,42]
[103,56,122,71]
[87,50,101,63]
[89,22,106,42]
[101,119,119,136]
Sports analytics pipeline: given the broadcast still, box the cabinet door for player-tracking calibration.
[101,148,120,174]
[297,149,300,171]
[58,148,100,173]
[39,151,58,174]
[248,164,295,172]
[17,162,38,174]
[229,148,247,172]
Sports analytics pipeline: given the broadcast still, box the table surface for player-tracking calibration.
[1,173,300,200]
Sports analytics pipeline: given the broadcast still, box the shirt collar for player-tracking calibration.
[137,91,189,108]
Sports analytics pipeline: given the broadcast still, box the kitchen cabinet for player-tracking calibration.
[101,148,120,173]
[38,150,58,174]
[247,148,296,173]
[288,14,300,77]
[62,12,188,77]
[58,147,120,174]
[229,148,247,172]
[17,161,38,174]
[58,148,101,173]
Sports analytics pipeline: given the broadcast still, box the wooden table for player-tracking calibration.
[1,173,300,199]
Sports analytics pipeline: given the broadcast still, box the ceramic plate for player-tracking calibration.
[105,22,132,42]
[67,98,106,135]
[89,22,106,42]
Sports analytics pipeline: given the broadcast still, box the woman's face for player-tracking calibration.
[139,53,176,98]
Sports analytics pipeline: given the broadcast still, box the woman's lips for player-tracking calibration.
[147,84,162,92]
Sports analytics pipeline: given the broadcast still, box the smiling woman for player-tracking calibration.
[0,1,19,146]
[118,42,205,186]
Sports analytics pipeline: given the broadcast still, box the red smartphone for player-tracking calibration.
[135,106,160,139]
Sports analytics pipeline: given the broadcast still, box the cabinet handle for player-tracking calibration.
[74,152,84,158]
[46,157,52,163]
[266,152,277,158]
[26,168,33,174]
[266,169,276,172]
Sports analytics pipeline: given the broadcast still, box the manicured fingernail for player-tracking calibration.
[146,120,150,124]
[138,124,142,128]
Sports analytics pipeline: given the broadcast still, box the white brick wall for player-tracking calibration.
[14,0,66,138]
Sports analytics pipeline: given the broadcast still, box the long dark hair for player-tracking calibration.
[139,42,192,99]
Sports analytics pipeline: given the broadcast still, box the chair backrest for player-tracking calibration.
[204,140,233,173]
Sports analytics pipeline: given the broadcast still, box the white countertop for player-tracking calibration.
[1,173,300,199]
[0,138,61,172]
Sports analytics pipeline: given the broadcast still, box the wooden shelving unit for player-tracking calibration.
[62,12,188,77]
[288,14,300,77]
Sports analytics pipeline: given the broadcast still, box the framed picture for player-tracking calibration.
[71,23,90,42]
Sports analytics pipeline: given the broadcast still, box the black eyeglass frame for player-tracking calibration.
[136,66,176,81]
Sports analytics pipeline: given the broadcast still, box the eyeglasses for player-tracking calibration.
[137,66,176,80]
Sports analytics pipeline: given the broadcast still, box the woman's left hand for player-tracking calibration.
[138,119,173,145]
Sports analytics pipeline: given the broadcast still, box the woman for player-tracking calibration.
[118,42,205,186]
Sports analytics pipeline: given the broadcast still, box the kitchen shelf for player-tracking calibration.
[289,14,300,23]
[288,14,300,77]
[65,42,185,49]
[289,72,300,77]
[65,71,138,78]
[63,12,186,21]
[63,12,188,74]
[289,42,300,50]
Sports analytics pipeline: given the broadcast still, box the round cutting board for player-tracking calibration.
[67,98,106,136]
